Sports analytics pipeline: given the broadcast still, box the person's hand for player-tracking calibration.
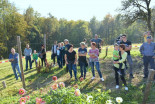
[74,61,76,65]
[153,56,155,59]
[113,61,119,64]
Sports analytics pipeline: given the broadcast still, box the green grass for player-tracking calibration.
[0,44,155,104]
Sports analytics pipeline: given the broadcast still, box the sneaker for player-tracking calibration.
[75,78,78,81]
[91,77,95,80]
[100,78,104,81]
[125,87,128,91]
[116,85,119,89]
[53,64,55,67]
[143,76,148,79]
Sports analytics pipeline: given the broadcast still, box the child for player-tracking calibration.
[113,44,122,75]
[57,43,62,68]
[31,50,38,67]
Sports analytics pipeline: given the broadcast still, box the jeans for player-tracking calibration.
[11,64,22,80]
[114,67,127,86]
[31,59,38,67]
[90,62,102,78]
[68,63,77,79]
[80,62,86,77]
[57,56,62,68]
[127,55,133,75]
[143,56,155,77]
[41,58,46,67]
[51,53,57,64]
[26,56,32,70]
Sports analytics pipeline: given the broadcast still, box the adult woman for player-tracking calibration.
[88,42,104,81]
[113,44,128,90]
[40,45,46,67]
[65,44,77,80]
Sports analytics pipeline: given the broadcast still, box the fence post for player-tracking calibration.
[44,34,46,52]
[17,36,26,89]
[142,69,155,104]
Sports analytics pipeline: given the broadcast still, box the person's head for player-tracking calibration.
[91,42,96,49]
[83,38,87,43]
[61,42,64,47]
[119,44,125,51]
[58,43,61,47]
[64,39,69,45]
[11,48,15,54]
[95,34,98,39]
[122,34,127,42]
[41,44,44,49]
[147,35,152,43]
[80,42,86,49]
[54,41,57,45]
[34,50,36,53]
[114,43,119,51]
[69,44,73,51]
[26,44,29,48]
[119,34,123,41]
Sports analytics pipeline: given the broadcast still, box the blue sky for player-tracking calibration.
[9,0,154,21]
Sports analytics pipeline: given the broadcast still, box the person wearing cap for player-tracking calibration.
[24,44,32,71]
[120,34,134,78]
[90,34,103,53]
[64,39,71,72]
[9,48,22,80]
[140,35,155,78]
[65,44,78,80]
[51,41,58,66]
[78,42,87,79]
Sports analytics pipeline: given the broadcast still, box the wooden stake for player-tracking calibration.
[17,36,26,89]
[2,81,6,88]
[44,34,46,52]
[142,69,155,104]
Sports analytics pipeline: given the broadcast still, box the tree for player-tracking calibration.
[120,0,154,37]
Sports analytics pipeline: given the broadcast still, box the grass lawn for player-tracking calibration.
[0,44,155,104]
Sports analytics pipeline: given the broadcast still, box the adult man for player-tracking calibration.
[120,34,134,78]
[90,34,103,53]
[64,39,71,72]
[9,48,22,80]
[51,41,58,66]
[140,35,155,78]
[24,44,32,71]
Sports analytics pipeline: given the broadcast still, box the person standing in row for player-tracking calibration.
[57,43,62,68]
[140,35,155,78]
[65,45,78,80]
[31,50,38,68]
[60,42,65,66]
[24,44,32,71]
[51,41,58,66]
[9,48,22,80]
[64,39,71,72]
[120,34,134,78]
[78,42,87,79]
[90,34,103,53]
[113,44,128,90]
[40,45,46,67]
[88,42,104,81]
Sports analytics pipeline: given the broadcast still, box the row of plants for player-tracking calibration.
[17,76,124,104]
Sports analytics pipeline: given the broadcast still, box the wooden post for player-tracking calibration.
[142,69,155,104]
[2,81,6,88]
[17,36,26,89]
[44,34,46,52]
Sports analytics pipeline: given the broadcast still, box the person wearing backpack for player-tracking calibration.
[113,44,128,91]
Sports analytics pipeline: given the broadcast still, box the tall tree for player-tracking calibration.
[120,0,154,36]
